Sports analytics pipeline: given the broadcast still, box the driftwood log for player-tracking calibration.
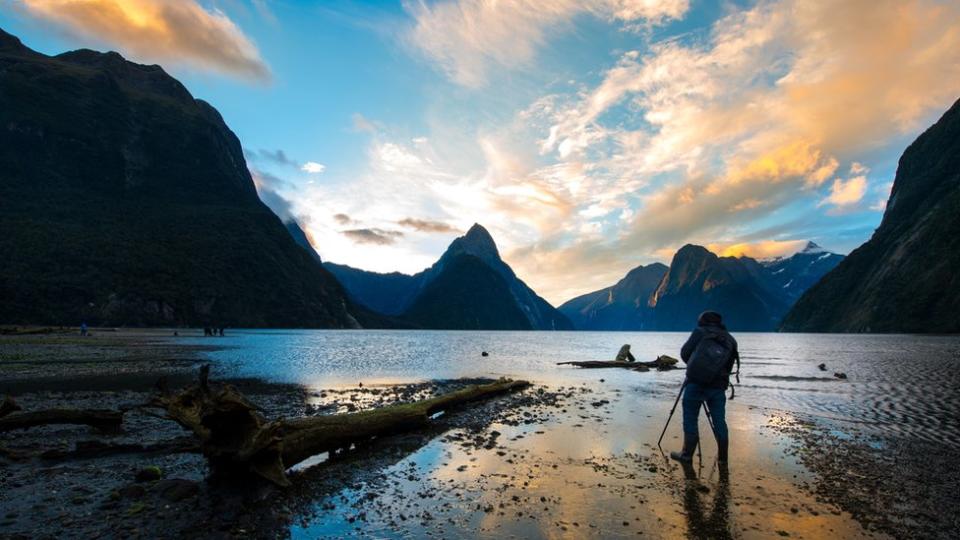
[150,366,530,486]
[557,355,681,371]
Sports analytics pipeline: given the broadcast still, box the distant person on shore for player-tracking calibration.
[671,311,739,465]
[614,344,636,362]
[219,327,225,337]
[80,322,88,337]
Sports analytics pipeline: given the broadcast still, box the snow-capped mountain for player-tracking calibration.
[762,242,845,301]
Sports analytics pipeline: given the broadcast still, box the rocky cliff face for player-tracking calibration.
[285,220,323,264]
[647,245,792,331]
[0,28,359,328]
[782,98,960,333]
[559,263,668,330]
[325,224,572,330]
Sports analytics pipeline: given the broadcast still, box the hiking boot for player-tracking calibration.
[717,439,729,463]
[670,434,698,463]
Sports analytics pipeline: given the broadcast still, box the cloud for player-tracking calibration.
[406,0,689,87]
[247,148,299,168]
[510,0,960,300]
[292,0,960,303]
[870,181,895,212]
[342,228,405,245]
[301,161,326,174]
[822,176,868,208]
[249,168,296,222]
[397,218,460,233]
[246,148,325,175]
[333,213,354,225]
[351,113,380,133]
[20,0,270,82]
[707,240,808,260]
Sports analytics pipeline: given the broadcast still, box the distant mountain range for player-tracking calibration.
[557,263,668,331]
[782,98,960,333]
[0,28,361,328]
[560,242,843,331]
[325,224,573,330]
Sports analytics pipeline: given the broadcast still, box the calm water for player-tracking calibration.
[189,330,960,444]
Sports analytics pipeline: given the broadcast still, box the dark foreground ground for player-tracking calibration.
[1,330,957,539]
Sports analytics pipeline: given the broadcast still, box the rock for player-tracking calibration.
[481,351,489,357]
[117,485,146,500]
[153,479,199,502]
[817,363,827,371]
[834,372,848,380]
[134,466,163,482]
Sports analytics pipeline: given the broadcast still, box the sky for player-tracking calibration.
[2,0,960,304]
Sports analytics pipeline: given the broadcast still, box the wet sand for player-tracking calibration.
[0,331,954,539]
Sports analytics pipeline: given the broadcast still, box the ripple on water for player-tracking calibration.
[190,330,960,444]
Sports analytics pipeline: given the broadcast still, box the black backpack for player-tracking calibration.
[686,329,737,391]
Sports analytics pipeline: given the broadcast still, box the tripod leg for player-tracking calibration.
[657,381,687,449]
[696,401,705,468]
[703,403,718,442]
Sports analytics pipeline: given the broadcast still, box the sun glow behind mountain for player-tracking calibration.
[3,0,959,304]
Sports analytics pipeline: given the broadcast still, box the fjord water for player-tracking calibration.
[195,330,960,444]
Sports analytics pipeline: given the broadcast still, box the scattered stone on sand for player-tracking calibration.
[135,466,163,482]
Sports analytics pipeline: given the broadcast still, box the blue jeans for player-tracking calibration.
[681,382,728,441]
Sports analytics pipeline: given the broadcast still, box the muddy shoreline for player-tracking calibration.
[1,331,954,539]
[770,413,960,539]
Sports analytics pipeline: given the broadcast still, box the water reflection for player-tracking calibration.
[192,330,960,443]
[681,463,733,540]
[280,379,875,539]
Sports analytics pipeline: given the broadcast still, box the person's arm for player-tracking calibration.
[680,328,702,363]
[725,336,739,372]
[626,351,636,362]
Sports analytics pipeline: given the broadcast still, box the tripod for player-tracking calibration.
[657,381,719,462]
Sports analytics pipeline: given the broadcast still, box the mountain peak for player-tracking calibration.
[800,241,826,254]
[453,223,500,260]
[673,244,714,263]
[0,27,28,53]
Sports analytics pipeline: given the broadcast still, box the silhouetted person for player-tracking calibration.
[615,344,636,362]
[218,327,225,337]
[671,311,739,464]
[80,322,88,337]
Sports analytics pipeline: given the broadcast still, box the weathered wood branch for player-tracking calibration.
[150,366,530,486]
[557,355,681,371]
[0,408,123,432]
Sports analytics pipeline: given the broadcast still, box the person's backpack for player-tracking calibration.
[685,330,736,389]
